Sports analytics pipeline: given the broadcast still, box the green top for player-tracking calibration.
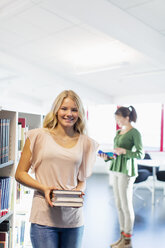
[107,128,144,177]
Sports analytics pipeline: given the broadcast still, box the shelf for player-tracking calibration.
[0,160,14,169]
[0,211,13,224]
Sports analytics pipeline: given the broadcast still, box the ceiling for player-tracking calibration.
[0,0,165,112]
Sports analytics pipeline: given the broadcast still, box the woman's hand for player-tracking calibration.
[75,180,86,197]
[74,188,85,197]
[114,147,126,155]
[75,188,85,197]
[43,186,57,207]
[98,153,108,161]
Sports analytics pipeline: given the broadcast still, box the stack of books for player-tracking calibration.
[52,190,83,207]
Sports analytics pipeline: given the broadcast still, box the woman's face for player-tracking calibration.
[115,114,129,128]
[57,97,79,128]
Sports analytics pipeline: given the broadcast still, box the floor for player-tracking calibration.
[82,173,165,248]
[22,173,165,248]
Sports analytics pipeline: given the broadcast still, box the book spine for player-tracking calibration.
[2,119,5,164]
[0,231,8,248]
[53,190,82,195]
[0,177,10,217]
[0,119,2,164]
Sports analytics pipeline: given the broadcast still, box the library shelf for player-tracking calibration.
[0,211,13,224]
[0,160,14,169]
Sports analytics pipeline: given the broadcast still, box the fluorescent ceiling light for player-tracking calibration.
[56,39,142,74]
[76,62,129,75]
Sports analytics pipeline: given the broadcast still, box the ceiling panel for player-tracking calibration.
[160,30,165,35]
[0,0,34,19]
[0,28,27,49]
[40,0,82,25]
[126,0,165,32]
[0,67,16,79]
[107,0,153,10]
[0,16,48,42]
[16,5,74,33]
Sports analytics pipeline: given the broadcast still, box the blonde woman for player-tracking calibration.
[15,90,98,248]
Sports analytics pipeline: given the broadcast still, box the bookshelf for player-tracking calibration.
[0,212,13,225]
[0,108,43,248]
[0,160,14,169]
[0,109,16,248]
[15,111,42,248]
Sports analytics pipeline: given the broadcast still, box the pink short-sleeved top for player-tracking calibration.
[26,128,99,228]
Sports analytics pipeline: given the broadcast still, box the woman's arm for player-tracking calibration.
[76,180,86,192]
[114,130,144,159]
[15,138,54,207]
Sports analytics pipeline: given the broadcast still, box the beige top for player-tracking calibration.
[26,128,99,228]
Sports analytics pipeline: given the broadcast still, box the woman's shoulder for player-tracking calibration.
[26,127,48,138]
[81,134,99,148]
[131,127,141,136]
[80,134,94,142]
[116,129,121,134]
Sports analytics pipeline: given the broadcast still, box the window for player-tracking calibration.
[134,103,161,151]
[87,104,116,146]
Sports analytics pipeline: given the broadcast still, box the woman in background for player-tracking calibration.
[15,90,98,248]
[100,106,144,248]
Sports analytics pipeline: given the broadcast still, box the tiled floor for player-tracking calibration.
[82,173,165,248]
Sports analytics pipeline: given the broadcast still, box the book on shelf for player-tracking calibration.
[52,190,83,207]
[0,119,10,164]
[18,117,29,153]
[17,118,30,204]
[0,177,11,217]
[18,118,25,152]
[0,232,8,248]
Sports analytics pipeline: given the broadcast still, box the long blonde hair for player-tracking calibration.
[43,90,86,134]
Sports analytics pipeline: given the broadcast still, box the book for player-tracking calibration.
[52,190,83,207]
[53,202,83,207]
[18,123,22,151]
[54,196,83,203]
[18,118,26,151]
[0,177,11,217]
[0,232,8,248]
[53,190,82,195]
[98,150,117,159]
[0,119,10,164]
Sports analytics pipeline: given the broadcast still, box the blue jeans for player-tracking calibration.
[30,223,84,248]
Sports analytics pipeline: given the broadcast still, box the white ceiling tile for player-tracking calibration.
[0,17,48,42]
[16,5,74,33]
[0,0,35,19]
[127,0,165,31]
[107,0,153,10]
[0,67,16,79]
[0,28,27,48]
[79,24,115,43]
[40,0,82,25]
[160,30,165,36]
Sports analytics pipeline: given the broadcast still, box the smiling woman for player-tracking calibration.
[43,90,86,134]
[57,98,79,127]
[15,89,99,248]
